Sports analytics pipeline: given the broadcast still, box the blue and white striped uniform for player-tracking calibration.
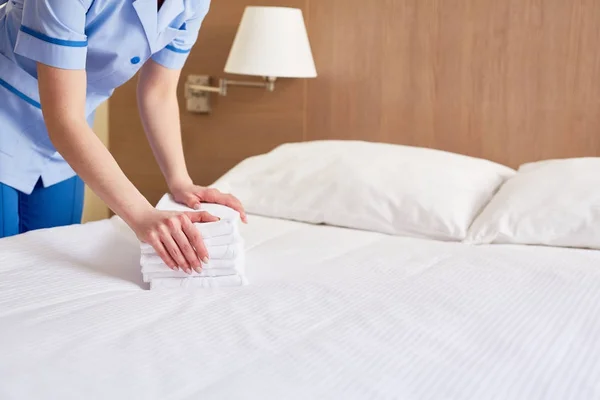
[0,0,210,194]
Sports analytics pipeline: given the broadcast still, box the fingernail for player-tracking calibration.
[202,257,209,264]
[194,204,201,210]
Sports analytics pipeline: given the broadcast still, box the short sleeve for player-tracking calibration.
[152,2,210,70]
[14,0,90,70]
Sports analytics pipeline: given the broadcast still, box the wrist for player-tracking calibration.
[119,198,156,228]
[167,174,193,192]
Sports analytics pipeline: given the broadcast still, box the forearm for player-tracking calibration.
[36,63,217,270]
[46,118,154,225]
[138,62,191,190]
[38,64,154,225]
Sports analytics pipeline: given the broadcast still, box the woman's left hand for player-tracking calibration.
[170,181,248,223]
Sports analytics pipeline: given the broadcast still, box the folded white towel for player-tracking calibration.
[156,194,241,220]
[142,260,245,281]
[142,268,241,280]
[142,252,246,282]
[149,275,248,290]
[141,240,243,260]
[190,233,240,247]
[140,195,241,248]
[142,253,245,279]
[143,269,241,282]
[141,194,248,289]
[139,221,238,253]
[142,255,246,282]
[141,252,243,269]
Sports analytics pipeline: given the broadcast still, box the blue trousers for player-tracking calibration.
[0,176,84,238]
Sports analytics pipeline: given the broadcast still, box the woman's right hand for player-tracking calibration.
[132,209,220,274]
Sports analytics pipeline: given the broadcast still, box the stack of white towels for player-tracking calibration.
[140,194,248,290]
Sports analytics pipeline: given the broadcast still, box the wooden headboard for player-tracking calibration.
[110,0,600,206]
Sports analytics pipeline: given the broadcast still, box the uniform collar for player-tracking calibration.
[132,0,185,53]
[158,0,185,32]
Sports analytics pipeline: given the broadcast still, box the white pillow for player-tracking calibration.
[211,140,515,241]
[465,158,600,249]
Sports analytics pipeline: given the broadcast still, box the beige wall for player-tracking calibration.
[110,0,600,206]
[82,102,110,222]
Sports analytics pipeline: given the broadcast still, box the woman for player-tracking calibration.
[0,0,247,274]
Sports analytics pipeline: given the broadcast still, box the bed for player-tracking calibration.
[1,141,599,399]
[1,213,600,399]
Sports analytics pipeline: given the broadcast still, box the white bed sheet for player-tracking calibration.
[1,215,600,400]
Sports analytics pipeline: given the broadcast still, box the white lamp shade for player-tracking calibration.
[224,6,317,78]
